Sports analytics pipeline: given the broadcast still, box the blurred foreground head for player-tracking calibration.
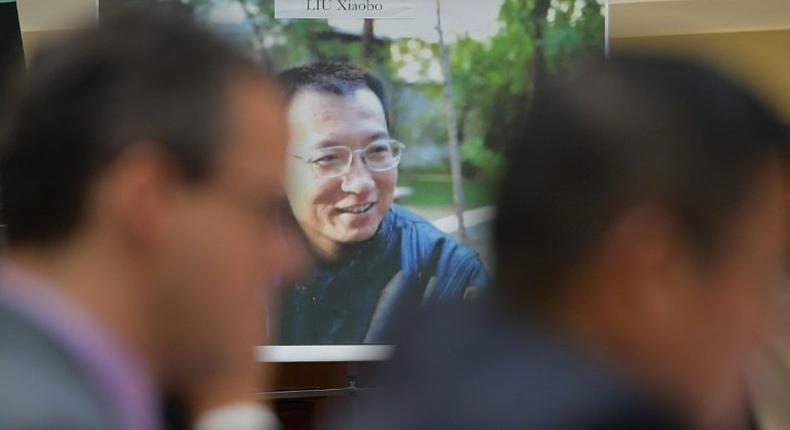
[495,55,789,426]
[0,10,300,385]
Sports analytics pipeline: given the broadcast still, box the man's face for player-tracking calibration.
[152,75,302,380]
[285,88,396,255]
[640,163,788,424]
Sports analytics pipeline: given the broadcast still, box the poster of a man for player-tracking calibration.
[277,62,488,344]
[98,0,605,346]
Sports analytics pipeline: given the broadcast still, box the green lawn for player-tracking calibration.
[397,172,498,208]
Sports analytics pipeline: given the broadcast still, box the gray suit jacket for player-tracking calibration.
[0,302,119,429]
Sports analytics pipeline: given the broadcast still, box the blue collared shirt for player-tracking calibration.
[277,205,489,344]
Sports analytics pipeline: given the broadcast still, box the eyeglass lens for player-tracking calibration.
[310,140,402,176]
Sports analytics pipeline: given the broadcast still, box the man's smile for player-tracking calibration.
[335,202,376,214]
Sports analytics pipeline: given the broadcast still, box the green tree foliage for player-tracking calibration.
[451,0,603,173]
[545,0,604,76]
[104,0,602,187]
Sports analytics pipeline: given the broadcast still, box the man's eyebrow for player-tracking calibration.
[313,140,343,149]
[311,132,390,149]
[367,132,390,142]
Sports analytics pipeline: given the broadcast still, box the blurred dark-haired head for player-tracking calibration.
[1,9,265,245]
[494,55,789,425]
[0,9,303,386]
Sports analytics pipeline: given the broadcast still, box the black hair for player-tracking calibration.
[277,62,389,125]
[494,54,789,306]
[0,9,266,246]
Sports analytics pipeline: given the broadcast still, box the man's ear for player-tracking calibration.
[594,206,694,333]
[95,143,184,250]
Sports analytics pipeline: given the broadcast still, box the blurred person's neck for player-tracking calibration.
[6,231,164,383]
[548,278,699,428]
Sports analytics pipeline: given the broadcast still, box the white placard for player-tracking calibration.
[275,0,417,20]
[257,345,394,362]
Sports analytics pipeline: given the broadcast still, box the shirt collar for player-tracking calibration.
[0,261,163,430]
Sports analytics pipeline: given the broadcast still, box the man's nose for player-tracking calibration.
[341,155,375,195]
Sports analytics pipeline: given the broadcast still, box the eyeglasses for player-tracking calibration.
[293,139,405,178]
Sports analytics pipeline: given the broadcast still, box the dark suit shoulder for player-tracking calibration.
[348,303,686,430]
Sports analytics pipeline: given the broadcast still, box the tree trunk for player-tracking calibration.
[435,0,467,241]
[457,101,470,144]
[360,19,375,66]
[530,0,552,97]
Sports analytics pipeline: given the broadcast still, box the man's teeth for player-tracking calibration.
[340,203,373,214]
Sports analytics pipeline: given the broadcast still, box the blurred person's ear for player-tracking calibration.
[576,206,702,349]
[93,143,185,250]
[604,206,694,314]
